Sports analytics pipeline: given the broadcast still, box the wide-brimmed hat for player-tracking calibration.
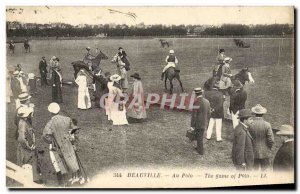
[219,49,225,53]
[13,71,19,76]
[169,50,175,54]
[18,93,32,101]
[131,73,141,80]
[251,104,267,114]
[194,87,203,94]
[118,47,123,50]
[48,102,60,114]
[28,73,35,79]
[17,106,34,118]
[238,109,254,119]
[110,74,121,82]
[232,80,243,89]
[86,47,91,51]
[19,71,24,75]
[276,125,294,136]
[224,57,232,62]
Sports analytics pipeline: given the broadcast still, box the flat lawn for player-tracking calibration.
[6,37,294,185]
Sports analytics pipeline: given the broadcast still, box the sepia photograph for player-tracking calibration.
[5,5,295,189]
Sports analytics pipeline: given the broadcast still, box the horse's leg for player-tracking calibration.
[169,78,173,94]
[164,76,168,91]
[178,78,184,92]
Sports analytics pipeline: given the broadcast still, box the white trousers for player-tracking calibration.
[231,111,239,129]
[206,118,222,141]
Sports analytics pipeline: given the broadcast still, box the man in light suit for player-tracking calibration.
[204,81,224,142]
[248,104,274,171]
[232,109,255,171]
[190,87,211,155]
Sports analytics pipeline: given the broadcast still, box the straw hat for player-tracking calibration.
[251,104,267,114]
[169,50,175,54]
[86,47,91,51]
[18,93,32,102]
[17,106,34,118]
[48,102,60,114]
[13,71,19,76]
[276,125,294,136]
[110,74,121,82]
[238,109,254,119]
[28,73,35,79]
[130,73,141,80]
[194,87,203,94]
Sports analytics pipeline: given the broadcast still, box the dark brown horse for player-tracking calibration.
[24,41,30,53]
[9,42,15,54]
[159,39,169,48]
[204,67,255,92]
[72,50,108,79]
[164,67,184,94]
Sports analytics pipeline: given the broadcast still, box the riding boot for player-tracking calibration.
[161,72,164,81]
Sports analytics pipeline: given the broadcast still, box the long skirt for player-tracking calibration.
[52,85,63,103]
[77,88,91,109]
[111,103,128,126]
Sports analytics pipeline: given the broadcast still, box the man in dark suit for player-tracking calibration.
[191,87,211,155]
[204,82,224,142]
[52,66,63,103]
[229,80,247,129]
[249,104,274,171]
[39,56,48,86]
[273,125,294,172]
[232,109,255,171]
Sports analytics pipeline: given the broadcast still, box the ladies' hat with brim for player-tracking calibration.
[48,102,60,114]
[110,74,121,82]
[194,87,203,94]
[17,106,34,118]
[86,47,91,51]
[13,71,20,76]
[251,104,267,114]
[276,125,294,136]
[219,49,225,53]
[28,73,35,79]
[18,93,32,101]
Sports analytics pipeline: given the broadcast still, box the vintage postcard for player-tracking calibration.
[6,6,295,188]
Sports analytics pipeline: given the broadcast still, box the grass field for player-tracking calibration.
[6,37,294,186]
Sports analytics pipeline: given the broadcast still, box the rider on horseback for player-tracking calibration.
[161,50,179,80]
[214,49,227,78]
[219,57,233,95]
[83,47,95,70]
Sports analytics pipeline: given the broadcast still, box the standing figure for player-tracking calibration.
[16,106,41,183]
[190,87,211,155]
[229,81,247,129]
[7,69,13,103]
[232,109,255,171]
[11,71,22,108]
[52,66,63,103]
[18,71,28,93]
[39,56,48,86]
[161,50,179,80]
[215,49,227,78]
[249,104,274,171]
[218,57,232,95]
[75,69,91,109]
[204,82,224,142]
[42,103,82,186]
[27,73,37,96]
[117,47,130,71]
[93,69,110,108]
[273,125,294,172]
[127,73,147,123]
[112,49,129,92]
[49,56,60,78]
[107,74,128,125]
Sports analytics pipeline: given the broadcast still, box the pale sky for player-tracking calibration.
[6,6,294,26]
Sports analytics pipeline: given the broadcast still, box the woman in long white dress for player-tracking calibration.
[107,74,128,125]
[75,70,91,109]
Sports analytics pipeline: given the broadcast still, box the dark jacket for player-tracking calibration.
[248,117,274,159]
[229,88,247,114]
[39,59,48,74]
[204,88,224,118]
[232,122,255,170]
[52,70,63,103]
[273,140,294,172]
[191,96,210,130]
[11,77,22,98]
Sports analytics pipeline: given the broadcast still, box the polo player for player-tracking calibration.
[161,50,178,80]
[83,47,95,70]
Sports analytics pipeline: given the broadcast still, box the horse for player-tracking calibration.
[24,42,30,53]
[204,67,254,93]
[72,50,108,79]
[159,39,169,48]
[9,43,15,54]
[164,67,184,94]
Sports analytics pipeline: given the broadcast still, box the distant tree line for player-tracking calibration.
[6,23,293,37]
